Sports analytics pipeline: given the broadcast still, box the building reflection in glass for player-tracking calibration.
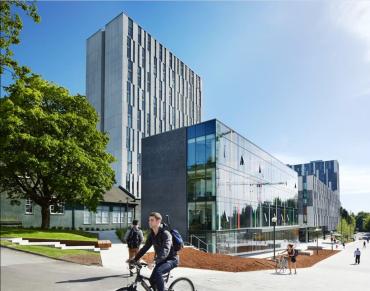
[187,119,299,254]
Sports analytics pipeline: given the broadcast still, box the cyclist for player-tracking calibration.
[130,212,178,291]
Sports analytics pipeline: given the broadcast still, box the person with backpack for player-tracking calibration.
[124,219,144,275]
[281,244,297,274]
[130,212,180,291]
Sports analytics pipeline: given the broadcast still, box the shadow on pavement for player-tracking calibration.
[270,272,292,276]
[56,274,131,283]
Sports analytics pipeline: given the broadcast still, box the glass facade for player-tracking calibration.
[187,119,299,254]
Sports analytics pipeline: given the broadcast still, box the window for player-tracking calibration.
[112,207,122,224]
[128,61,133,82]
[142,48,145,66]
[137,67,142,87]
[128,210,133,224]
[137,110,141,131]
[138,26,142,45]
[126,174,131,192]
[128,18,133,38]
[137,153,142,175]
[83,206,91,224]
[154,57,157,77]
[128,105,133,128]
[50,202,64,214]
[147,72,151,93]
[146,113,150,135]
[25,198,33,214]
[127,82,131,103]
[159,44,163,61]
[147,34,151,51]
[127,150,132,173]
[154,97,157,117]
[96,206,109,224]
[127,36,131,59]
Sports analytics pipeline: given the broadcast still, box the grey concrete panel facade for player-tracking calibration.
[141,127,188,239]
[86,12,202,198]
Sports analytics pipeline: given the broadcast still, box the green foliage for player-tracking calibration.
[364,216,370,232]
[0,75,115,228]
[0,0,41,78]
[355,211,370,232]
[336,218,355,242]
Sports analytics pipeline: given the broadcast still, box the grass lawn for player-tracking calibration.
[0,227,98,241]
[0,240,101,265]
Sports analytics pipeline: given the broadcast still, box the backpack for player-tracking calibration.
[294,249,299,257]
[127,227,141,249]
[163,215,184,252]
[169,229,184,251]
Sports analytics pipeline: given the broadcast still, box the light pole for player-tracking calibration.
[253,233,256,252]
[126,197,129,227]
[330,231,333,252]
[315,228,321,255]
[118,200,122,230]
[272,216,277,259]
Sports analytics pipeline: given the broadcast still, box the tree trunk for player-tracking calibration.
[41,204,50,229]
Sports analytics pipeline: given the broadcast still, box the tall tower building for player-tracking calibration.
[86,13,202,197]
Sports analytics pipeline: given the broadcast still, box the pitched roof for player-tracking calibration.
[103,186,139,205]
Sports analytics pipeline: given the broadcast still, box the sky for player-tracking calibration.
[2,0,370,214]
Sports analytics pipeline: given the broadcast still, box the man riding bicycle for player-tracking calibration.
[129,212,178,291]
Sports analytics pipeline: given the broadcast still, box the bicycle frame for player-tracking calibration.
[130,262,171,291]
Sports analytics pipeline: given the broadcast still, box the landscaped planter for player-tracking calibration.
[22,237,111,249]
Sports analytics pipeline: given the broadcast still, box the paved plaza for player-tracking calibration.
[1,238,369,291]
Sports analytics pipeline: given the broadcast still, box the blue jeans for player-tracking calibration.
[149,259,178,291]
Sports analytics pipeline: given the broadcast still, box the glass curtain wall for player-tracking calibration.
[187,120,299,254]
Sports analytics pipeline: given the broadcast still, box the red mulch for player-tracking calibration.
[143,248,340,272]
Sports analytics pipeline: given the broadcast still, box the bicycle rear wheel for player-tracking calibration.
[168,277,195,291]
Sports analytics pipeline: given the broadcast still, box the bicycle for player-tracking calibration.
[116,261,196,291]
[274,255,288,273]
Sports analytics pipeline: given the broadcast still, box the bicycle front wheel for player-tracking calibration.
[168,277,195,291]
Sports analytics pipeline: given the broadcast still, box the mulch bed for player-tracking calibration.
[143,248,340,272]
[60,254,102,266]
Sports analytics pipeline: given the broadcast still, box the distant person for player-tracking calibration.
[354,248,361,264]
[367,238,369,244]
[342,241,345,249]
[124,220,144,275]
[363,241,366,249]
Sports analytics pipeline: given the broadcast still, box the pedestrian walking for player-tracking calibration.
[354,248,361,264]
[363,241,366,249]
[124,219,144,275]
[342,241,345,249]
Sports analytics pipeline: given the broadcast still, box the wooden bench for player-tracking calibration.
[97,240,111,250]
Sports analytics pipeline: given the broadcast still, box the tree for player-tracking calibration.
[364,216,370,232]
[355,212,370,232]
[0,0,40,79]
[0,75,115,229]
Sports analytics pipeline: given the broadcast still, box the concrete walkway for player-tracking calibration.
[246,237,345,259]
[1,238,369,290]
[98,230,129,272]
[168,239,370,291]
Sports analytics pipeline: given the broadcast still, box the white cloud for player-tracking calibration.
[329,1,370,61]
